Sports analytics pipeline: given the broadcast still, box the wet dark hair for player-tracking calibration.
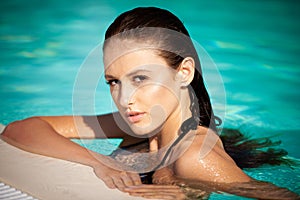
[104,7,296,169]
[104,7,218,132]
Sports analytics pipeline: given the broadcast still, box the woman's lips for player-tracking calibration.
[126,111,145,123]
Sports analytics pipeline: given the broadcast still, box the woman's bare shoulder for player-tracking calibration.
[193,126,224,149]
[173,126,251,183]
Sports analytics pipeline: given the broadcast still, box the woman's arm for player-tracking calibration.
[35,112,129,138]
[1,116,142,190]
[37,113,146,146]
[1,116,187,198]
[166,128,299,199]
[2,117,103,166]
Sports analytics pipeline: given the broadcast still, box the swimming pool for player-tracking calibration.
[1,0,299,199]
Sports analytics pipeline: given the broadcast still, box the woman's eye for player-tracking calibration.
[133,75,148,84]
[106,79,120,86]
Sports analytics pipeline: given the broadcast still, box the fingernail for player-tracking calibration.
[124,186,138,190]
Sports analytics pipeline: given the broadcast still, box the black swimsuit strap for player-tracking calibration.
[153,117,198,171]
[138,126,192,184]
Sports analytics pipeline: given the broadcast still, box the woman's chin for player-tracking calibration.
[129,122,163,138]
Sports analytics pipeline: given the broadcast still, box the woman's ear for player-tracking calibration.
[176,57,195,87]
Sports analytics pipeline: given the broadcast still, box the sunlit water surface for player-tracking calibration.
[1,0,299,199]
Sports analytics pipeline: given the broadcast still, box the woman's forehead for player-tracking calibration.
[103,39,158,66]
[104,49,170,76]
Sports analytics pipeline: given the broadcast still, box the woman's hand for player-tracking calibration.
[153,167,210,199]
[93,162,142,191]
[124,184,186,200]
[153,166,179,185]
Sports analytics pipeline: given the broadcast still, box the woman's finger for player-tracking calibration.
[128,172,142,185]
[124,184,186,199]
[130,193,176,200]
[111,176,126,191]
[128,189,183,195]
[101,176,116,189]
[141,194,185,200]
[119,171,142,187]
[128,190,186,200]
[119,171,135,187]
[125,184,180,191]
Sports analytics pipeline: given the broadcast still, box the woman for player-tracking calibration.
[1,7,299,199]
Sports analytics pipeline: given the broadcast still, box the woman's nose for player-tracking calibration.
[118,84,135,108]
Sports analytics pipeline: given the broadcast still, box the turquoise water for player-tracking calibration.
[1,0,299,198]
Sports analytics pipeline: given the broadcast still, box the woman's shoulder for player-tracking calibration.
[174,126,224,168]
[174,126,224,161]
[193,126,224,150]
[173,126,243,182]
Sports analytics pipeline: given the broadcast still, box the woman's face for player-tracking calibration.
[104,49,182,137]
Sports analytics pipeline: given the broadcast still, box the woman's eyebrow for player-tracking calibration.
[126,69,152,77]
[105,69,151,79]
[104,74,116,79]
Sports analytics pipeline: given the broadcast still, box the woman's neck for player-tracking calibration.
[155,88,192,149]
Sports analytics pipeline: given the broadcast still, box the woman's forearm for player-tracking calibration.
[1,117,145,190]
[37,114,147,147]
[153,169,299,200]
[1,117,101,168]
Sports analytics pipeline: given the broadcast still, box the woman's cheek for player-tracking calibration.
[140,85,178,112]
